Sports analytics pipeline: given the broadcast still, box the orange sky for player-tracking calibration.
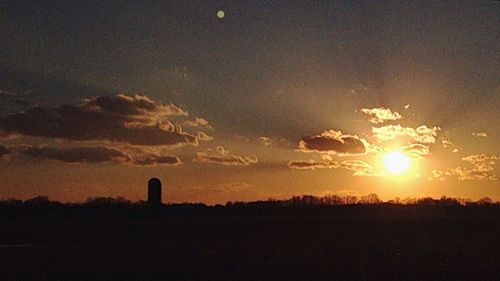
[0,1,499,204]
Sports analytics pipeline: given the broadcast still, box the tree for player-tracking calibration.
[359,193,381,204]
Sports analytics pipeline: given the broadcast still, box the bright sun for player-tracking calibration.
[383,151,410,175]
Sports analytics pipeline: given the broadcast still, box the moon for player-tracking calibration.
[217,10,225,19]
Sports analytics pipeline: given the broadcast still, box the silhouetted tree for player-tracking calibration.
[85,196,131,206]
[359,193,381,204]
[477,197,493,205]
[342,195,358,205]
[24,196,51,206]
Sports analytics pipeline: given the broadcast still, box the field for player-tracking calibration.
[1,205,499,280]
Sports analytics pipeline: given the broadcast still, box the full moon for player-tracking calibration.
[383,151,410,175]
[217,10,225,19]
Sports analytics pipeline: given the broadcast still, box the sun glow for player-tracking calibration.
[383,151,410,175]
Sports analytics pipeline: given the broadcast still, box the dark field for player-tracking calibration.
[1,206,500,280]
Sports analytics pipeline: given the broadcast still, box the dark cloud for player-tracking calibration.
[133,155,181,166]
[0,90,30,107]
[15,146,130,163]
[298,130,366,155]
[0,94,198,146]
[0,144,8,157]
[287,160,338,170]
[11,144,182,166]
[196,146,258,166]
[85,94,187,117]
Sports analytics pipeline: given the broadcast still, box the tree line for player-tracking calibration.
[1,193,498,208]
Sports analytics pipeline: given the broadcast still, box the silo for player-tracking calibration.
[147,178,162,206]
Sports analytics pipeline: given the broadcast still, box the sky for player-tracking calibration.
[0,0,499,204]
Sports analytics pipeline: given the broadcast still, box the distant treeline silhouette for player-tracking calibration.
[1,194,499,208]
[228,194,498,207]
[0,193,498,219]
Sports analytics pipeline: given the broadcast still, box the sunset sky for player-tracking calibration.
[0,0,499,204]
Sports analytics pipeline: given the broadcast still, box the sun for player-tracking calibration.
[383,151,410,175]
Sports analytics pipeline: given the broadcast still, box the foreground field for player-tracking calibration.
[1,206,499,280]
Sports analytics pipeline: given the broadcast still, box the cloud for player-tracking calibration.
[13,145,130,163]
[340,160,379,176]
[400,143,431,158]
[211,182,252,193]
[182,117,212,129]
[287,158,378,176]
[360,139,384,154]
[441,138,453,148]
[0,89,30,107]
[287,160,339,170]
[196,146,258,166]
[132,154,181,166]
[447,167,497,181]
[360,107,402,124]
[431,170,446,181]
[84,94,187,117]
[350,83,368,95]
[431,154,499,181]
[9,144,181,165]
[0,94,200,146]
[298,130,366,156]
[259,136,273,146]
[472,132,488,138]
[0,144,8,157]
[372,125,440,143]
[462,154,499,172]
[197,131,214,141]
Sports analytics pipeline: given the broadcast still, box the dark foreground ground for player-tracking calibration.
[1,205,499,280]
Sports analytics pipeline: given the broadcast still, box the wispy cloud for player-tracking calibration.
[182,117,212,129]
[0,89,30,107]
[196,146,258,166]
[372,125,440,144]
[197,131,214,141]
[287,158,378,176]
[360,107,402,124]
[211,182,252,193]
[472,132,488,138]
[441,138,453,148]
[259,136,273,146]
[430,154,499,181]
[400,143,431,159]
[340,160,378,176]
